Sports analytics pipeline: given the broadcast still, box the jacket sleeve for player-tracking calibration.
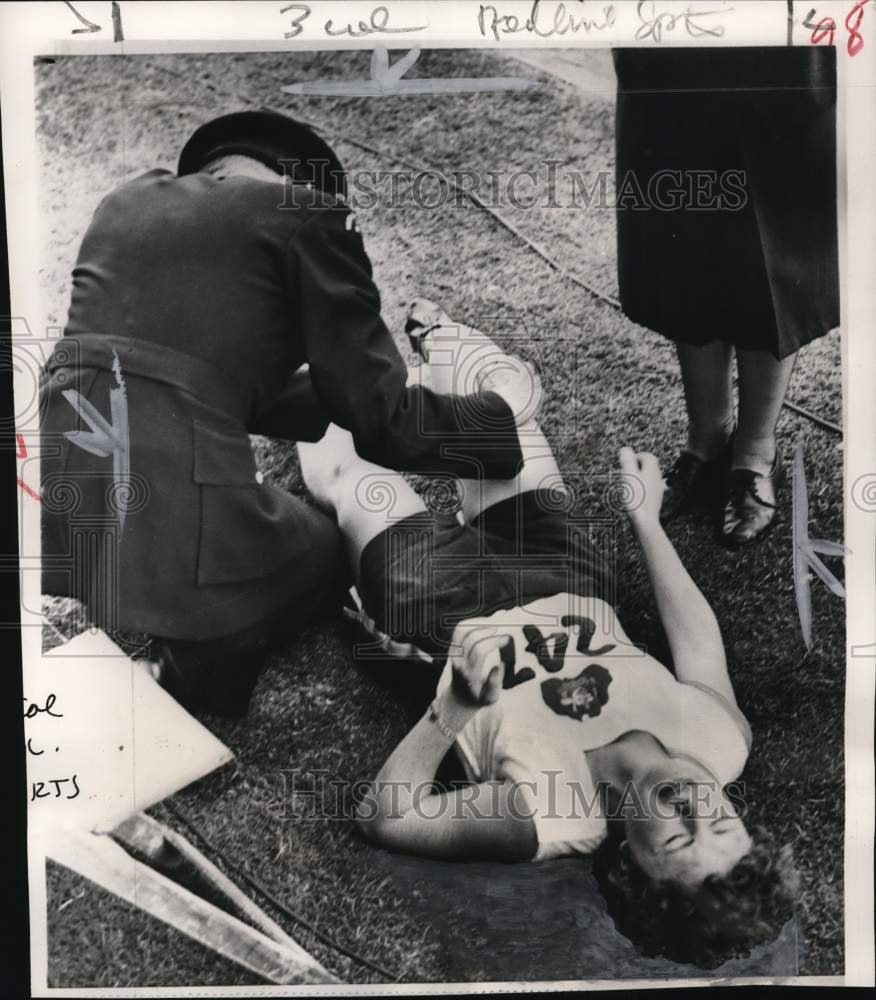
[250,366,331,443]
[283,203,523,478]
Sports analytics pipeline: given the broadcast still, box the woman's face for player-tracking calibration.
[624,777,752,889]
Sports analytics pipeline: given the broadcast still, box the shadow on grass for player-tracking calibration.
[368,849,802,982]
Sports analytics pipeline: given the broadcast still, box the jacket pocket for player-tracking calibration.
[193,421,260,486]
[192,421,312,586]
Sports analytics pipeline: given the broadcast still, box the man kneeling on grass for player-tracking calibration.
[296,301,800,969]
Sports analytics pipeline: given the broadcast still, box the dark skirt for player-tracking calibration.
[613,46,839,359]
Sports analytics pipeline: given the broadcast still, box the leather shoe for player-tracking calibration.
[720,451,785,548]
[660,440,732,523]
[405,298,453,359]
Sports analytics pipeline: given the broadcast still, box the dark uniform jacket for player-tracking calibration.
[40,170,523,639]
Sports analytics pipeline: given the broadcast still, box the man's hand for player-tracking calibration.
[478,355,543,428]
[447,625,509,710]
[618,447,665,531]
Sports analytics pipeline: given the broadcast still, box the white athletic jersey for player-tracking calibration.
[434,593,752,861]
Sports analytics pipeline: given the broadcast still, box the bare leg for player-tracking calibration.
[411,303,560,521]
[675,341,736,460]
[297,424,426,585]
[734,348,797,475]
[456,419,561,522]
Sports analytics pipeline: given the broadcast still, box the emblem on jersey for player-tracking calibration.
[345,211,361,234]
[541,664,612,720]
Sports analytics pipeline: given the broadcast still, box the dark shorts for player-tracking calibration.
[358,489,612,661]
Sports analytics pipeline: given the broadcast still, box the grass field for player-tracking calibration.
[37,49,844,986]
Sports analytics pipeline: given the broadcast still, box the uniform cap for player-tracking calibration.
[177,110,346,198]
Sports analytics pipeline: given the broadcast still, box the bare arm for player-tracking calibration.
[619,448,738,705]
[355,628,537,861]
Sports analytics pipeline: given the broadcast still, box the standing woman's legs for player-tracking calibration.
[660,340,735,522]
[733,349,797,475]
[719,349,796,546]
[670,342,798,544]
[675,341,735,461]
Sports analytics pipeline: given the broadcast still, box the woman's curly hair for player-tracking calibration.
[593,825,801,968]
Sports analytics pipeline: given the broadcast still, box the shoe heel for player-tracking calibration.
[404,319,436,360]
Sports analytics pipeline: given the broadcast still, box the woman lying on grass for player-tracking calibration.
[296,302,799,969]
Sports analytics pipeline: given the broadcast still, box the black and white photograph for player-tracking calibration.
[2,0,873,993]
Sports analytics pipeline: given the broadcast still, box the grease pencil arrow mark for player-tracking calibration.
[792,441,846,651]
[282,46,540,98]
[60,351,131,532]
